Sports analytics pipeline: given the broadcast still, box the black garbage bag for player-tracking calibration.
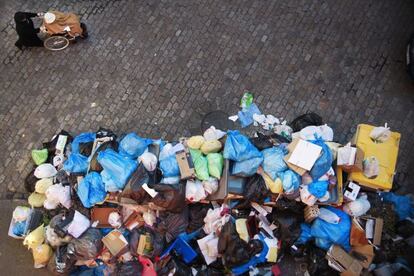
[55,170,70,186]
[396,220,414,238]
[218,221,251,268]
[25,168,39,193]
[89,140,119,172]
[157,208,189,243]
[250,132,275,150]
[47,245,75,275]
[121,163,162,204]
[96,127,117,140]
[156,256,192,276]
[196,260,226,276]
[236,174,270,208]
[269,209,304,251]
[149,182,186,213]
[290,112,323,132]
[306,245,334,275]
[129,226,165,259]
[117,260,143,276]
[188,203,211,232]
[79,141,94,157]
[43,130,73,161]
[67,228,103,261]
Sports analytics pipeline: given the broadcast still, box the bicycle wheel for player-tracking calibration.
[44,36,70,51]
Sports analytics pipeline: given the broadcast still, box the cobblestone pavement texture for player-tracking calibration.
[0,0,414,199]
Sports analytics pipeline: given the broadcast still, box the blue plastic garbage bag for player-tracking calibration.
[262,146,288,179]
[297,206,351,251]
[238,103,261,128]
[71,132,96,154]
[309,139,333,180]
[119,133,152,159]
[231,155,264,177]
[223,130,262,162]
[381,192,414,221]
[13,221,27,236]
[77,172,106,208]
[63,153,89,173]
[279,170,300,193]
[160,155,180,177]
[308,180,329,198]
[97,149,137,191]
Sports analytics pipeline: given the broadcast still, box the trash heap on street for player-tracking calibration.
[8,95,414,275]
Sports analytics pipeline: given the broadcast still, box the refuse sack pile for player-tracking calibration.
[8,112,414,275]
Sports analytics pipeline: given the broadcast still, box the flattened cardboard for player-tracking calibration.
[91,207,119,228]
[102,230,129,256]
[286,138,322,171]
[284,139,307,175]
[326,245,363,276]
[176,150,195,180]
[206,159,229,200]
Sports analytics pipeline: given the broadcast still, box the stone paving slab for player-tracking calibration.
[0,0,414,198]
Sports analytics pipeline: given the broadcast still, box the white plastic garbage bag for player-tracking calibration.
[363,157,380,179]
[139,152,157,172]
[203,205,230,234]
[203,126,226,141]
[13,206,31,222]
[343,194,371,217]
[143,210,156,226]
[66,211,90,238]
[202,178,219,194]
[44,184,72,209]
[108,212,122,228]
[34,163,57,179]
[186,180,207,202]
[299,124,333,141]
[370,123,391,143]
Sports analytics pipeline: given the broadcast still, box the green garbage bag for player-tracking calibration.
[190,149,209,181]
[207,153,224,179]
[32,149,48,165]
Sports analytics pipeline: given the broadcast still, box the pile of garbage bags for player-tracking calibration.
[8,112,414,276]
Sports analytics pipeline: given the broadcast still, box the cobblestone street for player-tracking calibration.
[1,0,414,198]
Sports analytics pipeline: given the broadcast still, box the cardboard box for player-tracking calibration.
[326,245,363,276]
[284,138,322,175]
[351,244,374,269]
[350,218,369,246]
[102,230,129,256]
[351,216,383,246]
[124,211,144,231]
[344,182,361,201]
[91,207,120,228]
[176,150,195,180]
[338,146,364,173]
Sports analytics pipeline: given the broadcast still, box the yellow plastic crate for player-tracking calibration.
[349,124,400,191]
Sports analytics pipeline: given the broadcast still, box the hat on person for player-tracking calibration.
[44,12,56,24]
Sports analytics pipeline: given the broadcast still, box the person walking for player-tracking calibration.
[14,12,44,50]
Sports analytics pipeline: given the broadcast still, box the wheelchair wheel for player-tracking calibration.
[44,36,70,51]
